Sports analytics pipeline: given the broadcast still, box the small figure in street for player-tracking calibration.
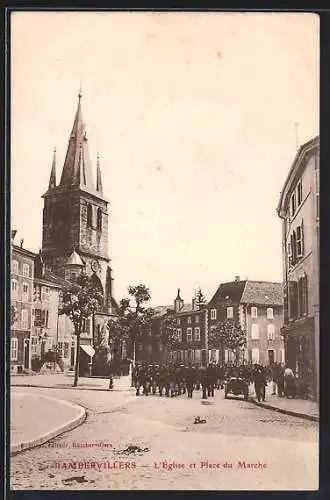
[284,366,296,399]
[108,370,114,390]
[271,363,277,395]
[252,364,267,402]
[276,363,285,397]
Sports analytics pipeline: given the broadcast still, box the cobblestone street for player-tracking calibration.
[10,384,318,490]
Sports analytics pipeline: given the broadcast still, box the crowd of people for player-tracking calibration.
[127,361,297,401]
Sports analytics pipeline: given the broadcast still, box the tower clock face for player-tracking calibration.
[91,260,100,273]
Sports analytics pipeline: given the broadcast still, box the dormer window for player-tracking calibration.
[87,204,93,227]
[97,207,102,231]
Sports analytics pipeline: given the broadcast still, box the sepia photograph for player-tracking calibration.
[9,10,319,490]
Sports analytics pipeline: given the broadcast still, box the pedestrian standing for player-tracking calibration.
[108,370,114,390]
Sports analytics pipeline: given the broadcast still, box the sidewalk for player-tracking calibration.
[11,373,134,392]
[11,392,86,455]
[249,384,319,422]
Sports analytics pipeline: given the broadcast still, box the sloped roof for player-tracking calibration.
[152,305,174,318]
[241,281,283,306]
[66,249,84,266]
[209,281,247,305]
[42,269,77,291]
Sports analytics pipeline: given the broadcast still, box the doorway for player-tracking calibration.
[268,349,275,365]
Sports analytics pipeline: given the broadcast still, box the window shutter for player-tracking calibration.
[301,220,304,256]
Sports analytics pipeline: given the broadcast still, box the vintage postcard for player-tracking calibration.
[9,10,319,490]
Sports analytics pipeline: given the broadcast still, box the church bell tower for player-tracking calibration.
[41,90,113,312]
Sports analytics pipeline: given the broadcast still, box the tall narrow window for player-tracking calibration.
[291,192,296,217]
[251,324,259,340]
[267,308,274,319]
[296,221,304,258]
[21,309,28,329]
[210,309,217,320]
[11,338,18,361]
[251,307,258,318]
[187,328,193,342]
[267,324,275,341]
[194,327,200,341]
[87,204,93,227]
[227,307,234,319]
[297,181,302,206]
[97,208,102,231]
[177,328,182,342]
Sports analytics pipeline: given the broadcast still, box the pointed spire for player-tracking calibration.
[48,147,57,189]
[96,153,103,194]
[59,91,95,191]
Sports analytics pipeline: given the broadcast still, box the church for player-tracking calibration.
[39,90,118,375]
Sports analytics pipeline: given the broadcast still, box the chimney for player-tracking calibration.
[235,275,240,282]
[20,239,24,248]
[192,298,196,311]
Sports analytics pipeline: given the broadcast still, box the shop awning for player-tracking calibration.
[80,345,95,357]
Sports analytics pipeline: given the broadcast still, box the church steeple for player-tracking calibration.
[59,90,95,192]
[48,147,57,189]
[96,153,103,194]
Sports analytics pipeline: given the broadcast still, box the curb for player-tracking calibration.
[11,384,134,392]
[11,394,87,456]
[249,397,319,422]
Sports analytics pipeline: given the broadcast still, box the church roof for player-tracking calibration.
[65,249,84,267]
[59,91,95,192]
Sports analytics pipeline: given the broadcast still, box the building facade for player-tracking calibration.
[208,278,284,366]
[277,135,319,400]
[11,235,35,373]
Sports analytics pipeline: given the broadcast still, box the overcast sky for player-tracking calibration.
[11,11,319,306]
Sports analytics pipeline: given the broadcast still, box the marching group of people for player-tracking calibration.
[127,361,297,401]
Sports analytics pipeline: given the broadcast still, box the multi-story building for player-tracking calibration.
[277,135,319,400]
[208,277,284,366]
[11,233,35,373]
[169,289,208,366]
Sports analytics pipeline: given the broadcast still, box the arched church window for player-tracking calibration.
[97,207,102,231]
[87,204,93,227]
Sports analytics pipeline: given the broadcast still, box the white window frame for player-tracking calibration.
[266,307,274,319]
[31,336,38,355]
[11,279,18,299]
[296,223,303,258]
[11,337,18,361]
[195,315,200,324]
[194,327,200,341]
[227,306,233,319]
[12,260,19,274]
[177,318,181,325]
[251,323,259,340]
[267,324,275,341]
[211,308,217,320]
[22,263,30,277]
[187,316,192,324]
[21,309,28,330]
[22,282,29,300]
[177,328,182,342]
[41,286,50,302]
[187,327,193,342]
[251,347,260,364]
[146,344,152,354]
[251,307,258,318]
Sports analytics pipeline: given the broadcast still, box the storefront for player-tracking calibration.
[281,317,316,400]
